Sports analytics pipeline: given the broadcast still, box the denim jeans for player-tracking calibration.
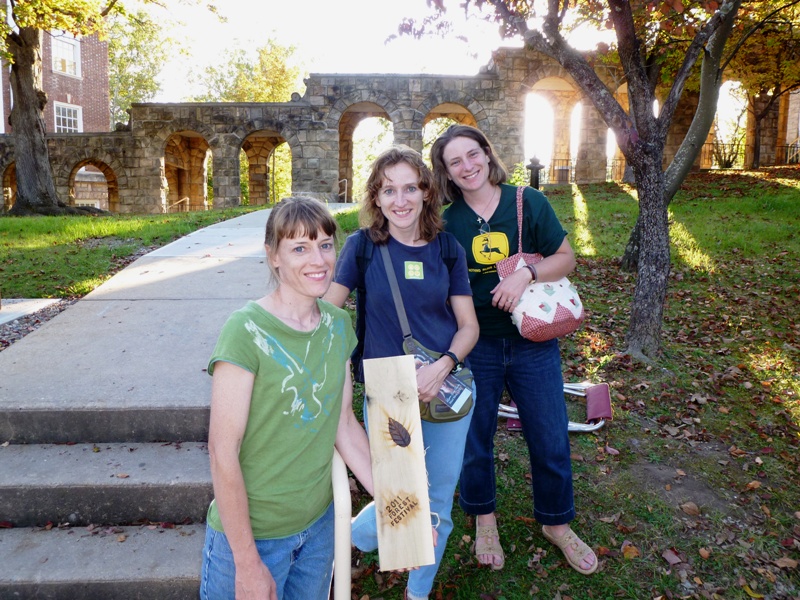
[458,335,575,526]
[200,502,334,600]
[352,392,474,598]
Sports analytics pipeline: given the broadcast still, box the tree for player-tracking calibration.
[190,40,304,203]
[108,8,176,129]
[405,0,780,359]
[725,4,800,167]
[1,0,123,216]
[189,41,302,103]
[1,0,212,216]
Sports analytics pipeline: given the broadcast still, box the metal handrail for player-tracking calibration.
[787,137,800,164]
[164,197,189,213]
[338,179,348,202]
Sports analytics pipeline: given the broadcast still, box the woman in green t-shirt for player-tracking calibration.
[200,197,373,600]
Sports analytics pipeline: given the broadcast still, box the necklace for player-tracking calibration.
[475,186,499,225]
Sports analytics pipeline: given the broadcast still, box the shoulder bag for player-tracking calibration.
[378,244,473,422]
[495,186,585,342]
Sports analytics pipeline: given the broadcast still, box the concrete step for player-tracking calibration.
[0,297,228,444]
[0,523,204,600]
[0,443,212,527]
[0,406,210,444]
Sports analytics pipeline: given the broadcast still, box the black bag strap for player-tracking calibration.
[378,244,414,346]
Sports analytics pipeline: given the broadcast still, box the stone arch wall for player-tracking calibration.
[0,45,793,213]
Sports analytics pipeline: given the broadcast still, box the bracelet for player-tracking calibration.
[525,263,538,283]
[442,350,460,368]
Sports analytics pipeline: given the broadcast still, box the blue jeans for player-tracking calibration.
[459,335,575,526]
[200,502,334,600]
[352,393,474,598]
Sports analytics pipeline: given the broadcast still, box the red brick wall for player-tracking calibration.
[42,33,110,132]
[1,31,109,133]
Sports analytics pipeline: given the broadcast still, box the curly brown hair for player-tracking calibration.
[359,145,443,245]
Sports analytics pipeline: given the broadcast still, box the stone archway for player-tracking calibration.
[339,102,392,201]
[2,163,16,212]
[241,130,287,205]
[67,159,120,212]
[164,131,210,212]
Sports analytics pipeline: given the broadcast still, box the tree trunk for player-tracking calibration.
[625,158,671,359]
[6,27,69,216]
[620,215,641,272]
[750,116,762,169]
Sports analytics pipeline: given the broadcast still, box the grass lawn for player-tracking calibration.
[1,167,798,599]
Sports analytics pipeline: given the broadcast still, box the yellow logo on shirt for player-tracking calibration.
[472,232,509,265]
[404,261,424,279]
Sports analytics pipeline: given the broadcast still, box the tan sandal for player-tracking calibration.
[475,524,505,570]
[542,525,598,575]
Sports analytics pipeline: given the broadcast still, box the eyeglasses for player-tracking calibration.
[479,220,491,235]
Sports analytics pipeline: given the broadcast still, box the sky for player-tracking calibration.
[151,0,509,102]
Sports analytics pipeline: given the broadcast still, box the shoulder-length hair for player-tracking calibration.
[264,196,338,280]
[430,124,508,203]
[359,145,443,245]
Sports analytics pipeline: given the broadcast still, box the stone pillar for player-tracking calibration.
[745,95,780,167]
[187,139,209,211]
[292,128,340,200]
[338,116,356,202]
[212,146,241,209]
[664,92,703,170]
[574,102,607,184]
[550,92,574,183]
[243,138,273,206]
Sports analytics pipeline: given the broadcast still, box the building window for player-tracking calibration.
[52,34,81,77]
[54,103,83,133]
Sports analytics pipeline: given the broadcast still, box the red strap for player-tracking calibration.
[515,186,526,252]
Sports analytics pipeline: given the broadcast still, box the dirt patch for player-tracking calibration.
[623,461,739,516]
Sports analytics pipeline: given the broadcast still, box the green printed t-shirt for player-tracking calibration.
[443,184,567,338]
[206,299,356,539]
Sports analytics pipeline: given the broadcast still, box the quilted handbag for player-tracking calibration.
[496,186,584,342]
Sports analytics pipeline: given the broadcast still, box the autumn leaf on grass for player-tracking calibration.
[621,540,640,559]
[662,548,683,566]
[774,556,798,569]
[699,547,711,559]
[598,513,620,524]
[680,502,700,516]
[742,584,765,598]
[744,481,761,491]
[728,445,747,457]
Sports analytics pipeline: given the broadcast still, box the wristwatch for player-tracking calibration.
[443,350,464,373]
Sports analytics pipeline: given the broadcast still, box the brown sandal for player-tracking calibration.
[542,525,598,575]
[475,524,505,570]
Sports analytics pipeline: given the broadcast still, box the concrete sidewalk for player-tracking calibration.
[0,204,355,442]
[0,203,356,599]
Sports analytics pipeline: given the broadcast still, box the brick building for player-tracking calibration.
[1,30,109,134]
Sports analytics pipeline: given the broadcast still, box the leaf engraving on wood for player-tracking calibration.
[381,493,421,528]
[387,417,411,447]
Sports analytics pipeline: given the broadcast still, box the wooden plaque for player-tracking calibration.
[363,355,435,572]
